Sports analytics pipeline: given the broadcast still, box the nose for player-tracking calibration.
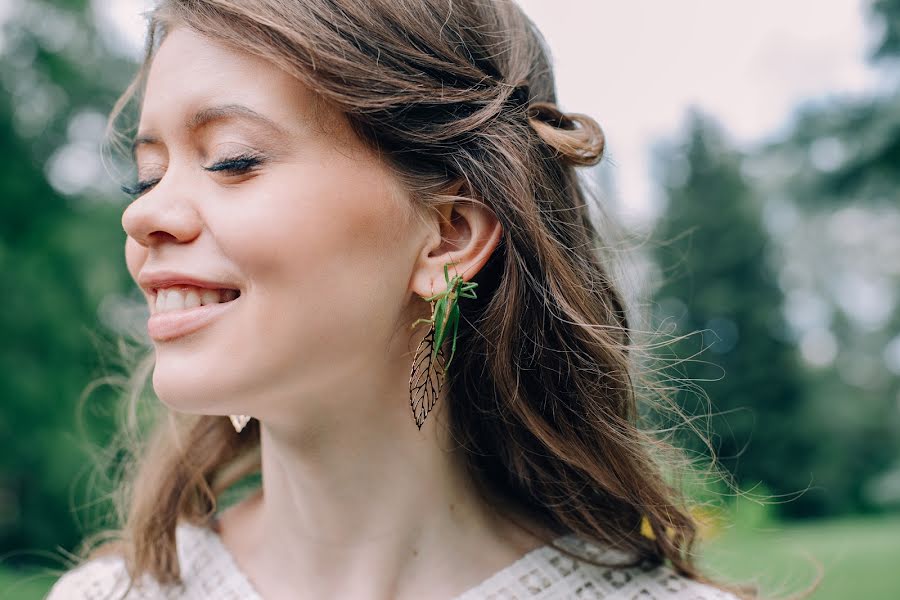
[121,178,203,247]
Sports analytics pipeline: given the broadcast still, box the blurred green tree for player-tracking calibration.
[648,0,900,518]
[649,110,824,518]
[871,0,900,61]
[742,0,900,512]
[0,0,137,567]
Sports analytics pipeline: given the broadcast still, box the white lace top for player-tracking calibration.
[45,522,739,599]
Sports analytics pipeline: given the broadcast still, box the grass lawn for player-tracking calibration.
[0,566,57,600]
[699,513,900,599]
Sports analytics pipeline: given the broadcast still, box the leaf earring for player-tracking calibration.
[408,261,479,430]
[408,296,447,430]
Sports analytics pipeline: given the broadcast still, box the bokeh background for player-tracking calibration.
[2,0,899,598]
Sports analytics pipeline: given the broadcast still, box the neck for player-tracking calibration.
[220,384,544,600]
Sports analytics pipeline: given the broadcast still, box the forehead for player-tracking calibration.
[136,26,336,144]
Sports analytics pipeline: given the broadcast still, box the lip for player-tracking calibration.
[138,269,241,297]
[147,296,240,341]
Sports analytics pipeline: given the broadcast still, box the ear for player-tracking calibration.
[410,183,503,298]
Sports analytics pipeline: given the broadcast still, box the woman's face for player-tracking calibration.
[123,27,427,424]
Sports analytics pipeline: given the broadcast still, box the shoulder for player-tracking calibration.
[43,522,217,600]
[44,554,147,600]
[534,534,742,600]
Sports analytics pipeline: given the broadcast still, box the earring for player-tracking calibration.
[408,297,447,430]
[408,261,479,430]
[229,414,252,433]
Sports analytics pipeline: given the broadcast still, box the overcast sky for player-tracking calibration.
[97,0,885,226]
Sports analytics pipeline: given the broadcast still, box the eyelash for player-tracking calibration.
[120,152,265,198]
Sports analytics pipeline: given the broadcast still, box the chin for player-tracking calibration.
[150,353,241,416]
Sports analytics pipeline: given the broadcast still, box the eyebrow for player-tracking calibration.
[131,103,287,160]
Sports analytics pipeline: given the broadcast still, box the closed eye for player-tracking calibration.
[120,152,266,199]
[120,178,159,198]
[203,152,265,174]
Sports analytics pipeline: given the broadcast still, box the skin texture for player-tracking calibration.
[122,26,539,600]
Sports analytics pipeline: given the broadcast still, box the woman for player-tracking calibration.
[46,0,757,598]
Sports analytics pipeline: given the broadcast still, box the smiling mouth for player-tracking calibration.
[146,288,242,341]
[152,286,242,315]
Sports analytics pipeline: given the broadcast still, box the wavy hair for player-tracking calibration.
[57,1,776,598]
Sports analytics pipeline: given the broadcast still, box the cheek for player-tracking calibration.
[232,158,409,287]
[225,156,413,357]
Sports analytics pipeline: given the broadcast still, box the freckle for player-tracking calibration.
[449,503,455,511]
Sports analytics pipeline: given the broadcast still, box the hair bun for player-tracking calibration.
[526,101,605,166]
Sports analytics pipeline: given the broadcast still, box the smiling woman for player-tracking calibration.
[44,1,763,599]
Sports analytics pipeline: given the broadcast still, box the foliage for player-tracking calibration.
[645,0,900,518]
[871,0,900,62]
[0,0,137,567]
[649,111,823,518]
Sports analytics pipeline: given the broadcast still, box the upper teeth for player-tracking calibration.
[154,286,239,313]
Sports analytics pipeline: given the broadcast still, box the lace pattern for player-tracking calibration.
[453,534,739,599]
[44,522,259,599]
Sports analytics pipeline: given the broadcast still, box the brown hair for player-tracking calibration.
[59,0,793,598]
